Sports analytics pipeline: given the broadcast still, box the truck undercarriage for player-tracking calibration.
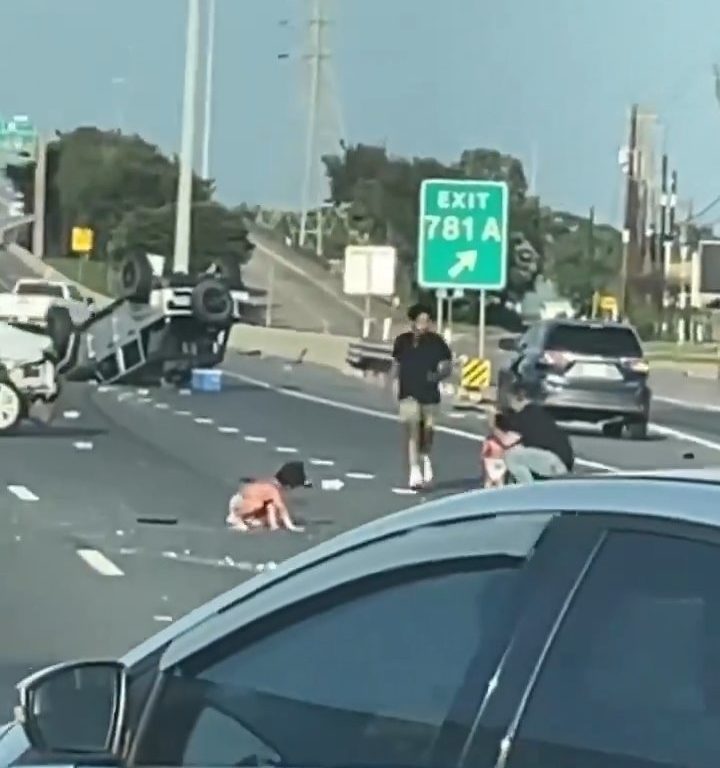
[0,250,260,431]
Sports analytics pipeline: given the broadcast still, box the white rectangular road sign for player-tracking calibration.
[343,245,397,297]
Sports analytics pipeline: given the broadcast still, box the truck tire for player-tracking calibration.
[119,250,153,302]
[208,254,244,289]
[46,305,75,361]
[191,277,233,326]
[0,378,23,433]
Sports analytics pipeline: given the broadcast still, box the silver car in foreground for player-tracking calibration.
[3,469,720,768]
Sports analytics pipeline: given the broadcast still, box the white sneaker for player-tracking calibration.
[409,464,424,489]
[422,455,434,485]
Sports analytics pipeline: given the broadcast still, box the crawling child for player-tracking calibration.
[227,461,309,532]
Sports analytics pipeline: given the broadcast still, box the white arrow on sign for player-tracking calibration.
[448,250,478,279]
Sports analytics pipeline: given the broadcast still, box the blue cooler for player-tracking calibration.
[191,368,223,392]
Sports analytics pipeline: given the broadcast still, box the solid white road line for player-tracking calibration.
[654,395,720,413]
[7,485,38,501]
[76,548,124,576]
[223,370,617,472]
[650,423,720,454]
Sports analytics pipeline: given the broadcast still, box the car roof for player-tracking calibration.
[121,469,720,667]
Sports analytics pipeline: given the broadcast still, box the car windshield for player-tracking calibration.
[14,283,64,298]
[545,325,642,358]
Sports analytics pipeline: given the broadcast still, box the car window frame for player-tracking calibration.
[493,512,720,768]
[127,511,580,767]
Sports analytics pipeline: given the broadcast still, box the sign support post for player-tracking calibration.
[417,178,509,383]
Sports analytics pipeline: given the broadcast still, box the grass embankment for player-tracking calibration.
[45,257,113,296]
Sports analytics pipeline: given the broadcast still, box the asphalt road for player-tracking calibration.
[4,244,720,720]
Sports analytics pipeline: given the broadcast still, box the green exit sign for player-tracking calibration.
[417,178,509,291]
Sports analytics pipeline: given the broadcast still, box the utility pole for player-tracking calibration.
[298,0,325,249]
[620,104,639,317]
[200,0,216,180]
[32,136,47,259]
[173,0,201,275]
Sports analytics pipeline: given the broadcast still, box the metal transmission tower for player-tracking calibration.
[297,0,345,255]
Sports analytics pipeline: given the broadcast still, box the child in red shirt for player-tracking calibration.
[227,461,310,532]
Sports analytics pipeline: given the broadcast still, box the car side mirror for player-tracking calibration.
[498,336,519,352]
[16,660,127,755]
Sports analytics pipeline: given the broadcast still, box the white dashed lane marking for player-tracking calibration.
[174,410,192,416]
[155,403,170,410]
[310,458,335,466]
[194,417,214,424]
[275,446,298,454]
[62,410,80,420]
[218,426,240,434]
[346,471,375,480]
[392,488,418,495]
[244,435,267,443]
[7,485,39,501]
[76,548,124,577]
[153,615,173,623]
[73,441,94,451]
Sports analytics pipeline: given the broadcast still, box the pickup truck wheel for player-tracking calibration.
[119,250,153,302]
[46,305,75,360]
[0,380,22,433]
[191,277,233,326]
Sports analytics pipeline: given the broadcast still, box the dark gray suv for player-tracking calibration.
[497,319,651,439]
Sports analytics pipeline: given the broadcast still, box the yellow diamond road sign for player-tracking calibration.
[71,226,94,254]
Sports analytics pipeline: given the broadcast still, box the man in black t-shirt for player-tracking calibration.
[495,381,574,483]
[391,303,453,489]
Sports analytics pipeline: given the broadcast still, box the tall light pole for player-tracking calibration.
[298,0,324,248]
[173,0,201,274]
[201,0,216,180]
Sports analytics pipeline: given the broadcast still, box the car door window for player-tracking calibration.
[506,530,720,768]
[138,559,526,767]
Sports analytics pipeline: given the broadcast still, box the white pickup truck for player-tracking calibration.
[0,278,94,328]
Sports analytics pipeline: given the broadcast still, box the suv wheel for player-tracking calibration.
[601,421,624,439]
[627,419,648,441]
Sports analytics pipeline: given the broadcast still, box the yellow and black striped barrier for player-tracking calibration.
[460,357,491,391]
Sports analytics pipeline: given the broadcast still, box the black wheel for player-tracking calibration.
[627,419,648,440]
[207,254,245,289]
[0,378,23,433]
[119,250,153,302]
[191,277,233,325]
[46,305,75,360]
[601,421,624,439]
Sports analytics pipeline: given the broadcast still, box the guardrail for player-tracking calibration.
[346,339,394,373]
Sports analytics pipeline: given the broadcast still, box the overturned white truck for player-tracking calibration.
[0,250,259,433]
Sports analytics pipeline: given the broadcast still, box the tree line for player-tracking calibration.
[10,127,683,318]
[6,127,254,275]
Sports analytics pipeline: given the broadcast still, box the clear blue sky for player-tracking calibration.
[4,0,720,226]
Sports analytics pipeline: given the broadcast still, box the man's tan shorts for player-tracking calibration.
[399,398,439,427]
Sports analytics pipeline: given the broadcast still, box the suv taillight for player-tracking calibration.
[541,350,573,371]
[621,357,649,374]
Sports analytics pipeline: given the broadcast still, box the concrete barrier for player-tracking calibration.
[229,324,353,370]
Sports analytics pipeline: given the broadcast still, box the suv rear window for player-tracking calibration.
[545,324,642,358]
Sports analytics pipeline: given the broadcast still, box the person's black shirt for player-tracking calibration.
[392,331,452,404]
[501,403,574,470]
